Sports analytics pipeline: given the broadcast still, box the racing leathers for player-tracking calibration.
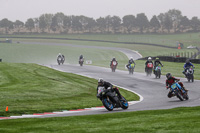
[97,81,122,99]
[145,60,153,72]
[126,59,136,69]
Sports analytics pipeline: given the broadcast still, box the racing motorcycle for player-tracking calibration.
[128,63,135,74]
[97,86,129,111]
[57,56,64,65]
[154,65,162,78]
[168,81,189,101]
[110,61,118,72]
[185,67,194,82]
[146,62,153,76]
[79,58,84,66]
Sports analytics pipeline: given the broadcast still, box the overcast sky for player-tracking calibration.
[1,0,200,22]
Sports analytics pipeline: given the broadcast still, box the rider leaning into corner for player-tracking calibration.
[97,78,123,100]
[182,59,194,76]
[110,57,118,67]
[126,57,136,68]
[145,57,153,72]
[153,57,163,73]
[165,73,188,98]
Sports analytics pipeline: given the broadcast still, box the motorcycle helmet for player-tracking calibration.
[186,59,190,63]
[148,57,152,61]
[98,78,104,85]
[156,57,159,60]
[166,73,172,79]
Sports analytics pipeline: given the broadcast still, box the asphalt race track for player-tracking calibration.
[40,63,200,118]
[3,42,200,119]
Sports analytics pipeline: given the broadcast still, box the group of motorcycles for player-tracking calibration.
[145,63,162,78]
[57,55,193,111]
[106,59,194,111]
[57,54,84,66]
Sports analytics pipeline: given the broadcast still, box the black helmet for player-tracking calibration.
[166,73,172,79]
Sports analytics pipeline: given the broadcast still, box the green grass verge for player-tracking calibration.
[0,63,139,117]
[1,32,200,47]
[0,106,200,133]
[1,33,199,58]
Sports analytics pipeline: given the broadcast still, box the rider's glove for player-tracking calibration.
[96,94,100,98]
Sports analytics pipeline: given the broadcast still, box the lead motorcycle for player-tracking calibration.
[57,55,65,65]
[110,61,118,72]
[185,67,194,82]
[168,81,189,101]
[97,86,129,111]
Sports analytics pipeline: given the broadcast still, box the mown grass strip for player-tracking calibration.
[0,106,199,133]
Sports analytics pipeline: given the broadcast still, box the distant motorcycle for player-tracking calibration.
[97,86,129,111]
[128,63,135,74]
[146,63,153,76]
[154,65,162,78]
[185,67,194,82]
[57,55,65,65]
[168,81,189,101]
[110,61,118,72]
[79,58,84,66]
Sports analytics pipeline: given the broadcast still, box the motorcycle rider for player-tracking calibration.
[97,78,123,100]
[182,59,194,76]
[57,53,65,64]
[110,57,118,67]
[79,54,84,60]
[126,57,136,69]
[79,54,84,63]
[57,53,62,58]
[145,57,153,72]
[166,73,187,98]
[153,57,163,73]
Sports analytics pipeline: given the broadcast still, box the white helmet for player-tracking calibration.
[130,57,133,60]
[148,57,152,60]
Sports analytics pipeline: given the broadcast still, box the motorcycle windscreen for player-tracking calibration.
[97,87,105,94]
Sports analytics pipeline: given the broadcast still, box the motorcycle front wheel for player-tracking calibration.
[121,97,129,109]
[102,98,114,111]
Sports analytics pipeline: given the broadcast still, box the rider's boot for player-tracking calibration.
[183,87,188,92]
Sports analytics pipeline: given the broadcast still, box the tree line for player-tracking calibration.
[0,9,200,34]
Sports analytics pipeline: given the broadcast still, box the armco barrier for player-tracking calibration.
[139,56,200,64]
